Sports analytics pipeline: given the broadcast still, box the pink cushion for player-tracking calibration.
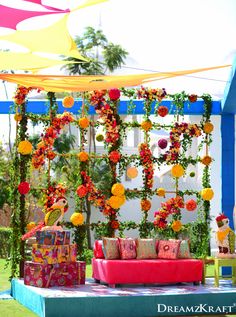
[136,238,157,259]
[92,258,203,284]
[158,240,181,259]
[102,237,120,259]
[93,240,105,259]
[118,238,136,259]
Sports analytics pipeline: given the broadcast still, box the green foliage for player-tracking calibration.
[62,26,128,75]
[0,142,12,208]
[0,227,11,258]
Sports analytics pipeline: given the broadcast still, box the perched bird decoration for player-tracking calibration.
[215,214,236,258]
[22,196,68,240]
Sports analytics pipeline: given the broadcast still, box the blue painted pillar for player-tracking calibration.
[221,114,235,275]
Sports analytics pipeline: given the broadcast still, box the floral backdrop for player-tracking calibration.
[10,86,213,277]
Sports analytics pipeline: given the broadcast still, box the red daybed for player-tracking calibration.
[92,258,203,288]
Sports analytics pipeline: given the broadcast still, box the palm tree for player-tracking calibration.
[62,26,128,75]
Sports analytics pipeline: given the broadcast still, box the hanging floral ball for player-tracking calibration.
[171,220,182,232]
[70,212,84,226]
[62,96,74,108]
[26,222,36,231]
[47,151,56,160]
[76,185,88,198]
[203,122,214,134]
[189,171,195,177]
[158,138,168,149]
[185,199,197,211]
[156,188,166,197]
[96,134,104,142]
[111,220,120,229]
[111,183,125,196]
[201,188,214,201]
[127,167,138,179]
[109,88,120,101]
[109,150,121,163]
[141,120,152,132]
[18,181,30,195]
[77,151,89,162]
[188,94,198,103]
[79,117,90,129]
[18,140,33,155]
[171,164,185,178]
[157,105,169,117]
[14,113,22,122]
[140,199,151,211]
[108,195,125,209]
[201,155,212,166]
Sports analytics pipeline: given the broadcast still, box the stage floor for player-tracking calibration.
[12,278,236,317]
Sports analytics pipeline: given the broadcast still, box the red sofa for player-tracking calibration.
[92,258,203,288]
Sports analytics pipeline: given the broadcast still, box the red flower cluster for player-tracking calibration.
[139,143,154,189]
[109,150,121,163]
[137,86,167,101]
[44,183,67,212]
[18,181,30,195]
[89,90,120,146]
[32,112,74,168]
[154,196,184,229]
[14,86,32,105]
[162,122,201,163]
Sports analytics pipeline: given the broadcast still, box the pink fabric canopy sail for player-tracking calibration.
[0,4,69,30]
[22,0,70,12]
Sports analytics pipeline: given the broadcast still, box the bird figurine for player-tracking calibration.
[22,196,68,240]
[215,214,236,258]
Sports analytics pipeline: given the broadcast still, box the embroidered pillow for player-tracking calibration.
[102,237,120,259]
[178,240,191,258]
[93,240,105,259]
[136,238,157,259]
[158,240,181,259]
[118,238,136,260]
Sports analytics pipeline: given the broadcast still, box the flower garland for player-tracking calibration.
[153,196,184,231]
[43,183,67,212]
[139,143,154,190]
[161,122,202,163]
[32,112,74,169]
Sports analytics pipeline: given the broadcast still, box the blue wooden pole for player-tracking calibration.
[221,114,235,276]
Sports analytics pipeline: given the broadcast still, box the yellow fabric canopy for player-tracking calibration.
[0,14,86,60]
[0,51,81,72]
[0,64,230,92]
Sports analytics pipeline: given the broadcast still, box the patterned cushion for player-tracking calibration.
[93,240,105,259]
[136,238,157,259]
[118,238,136,260]
[102,237,120,259]
[158,240,181,259]
[178,240,191,258]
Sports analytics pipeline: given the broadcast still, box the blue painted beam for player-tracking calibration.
[222,57,236,113]
[221,114,235,276]
[0,99,222,115]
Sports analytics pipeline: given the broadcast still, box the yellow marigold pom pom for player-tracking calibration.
[171,220,182,232]
[79,117,90,129]
[171,164,185,178]
[26,222,36,231]
[18,140,33,155]
[111,183,125,196]
[62,96,74,108]
[77,151,89,162]
[156,188,166,197]
[201,188,214,201]
[14,113,22,122]
[108,195,125,209]
[70,212,84,226]
[203,122,214,134]
[201,155,212,166]
[141,120,152,132]
[127,167,138,179]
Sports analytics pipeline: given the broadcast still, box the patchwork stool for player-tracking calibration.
[214,258,236,287]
